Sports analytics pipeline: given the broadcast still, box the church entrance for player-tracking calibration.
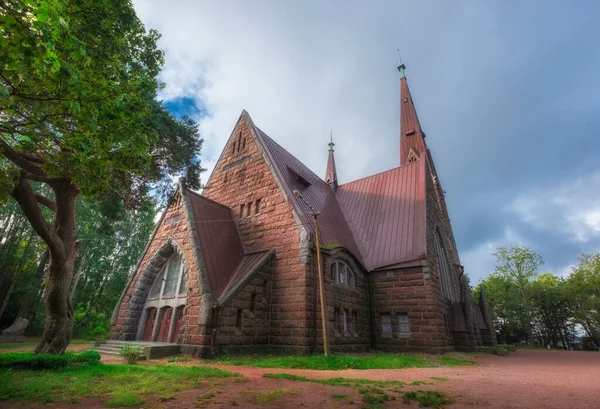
[157,307,173,342]
[142,307,157,341]
[137,251,188,343]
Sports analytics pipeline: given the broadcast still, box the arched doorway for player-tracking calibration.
[157,306,173,342]
[142,307,157,341]
[137,251,188,343]
[173,305,185,342]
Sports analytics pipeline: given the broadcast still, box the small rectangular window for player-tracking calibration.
[232,142,236,154]
[242,137,246,149]
[239,204,245,219]
[250,293,256,313]
[246,202,252,217]
[236,309,242,329]
[237,132,242,152]
[255,199,261,215]
[381,313,392,333]
[343,309,348,333]
[398,313,410,334]
[334,308,339,332]
[262,280,268,298]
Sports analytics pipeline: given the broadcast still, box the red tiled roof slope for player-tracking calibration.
[186,190,273,302]
[336,159,426,271]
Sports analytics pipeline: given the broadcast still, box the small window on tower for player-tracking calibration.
[255,199,261,215]
[239,204,245,219]
[237,132,242,152]
[232,141,236,154]
[262,280,268,299]
[246,202,252,217]
[242,137,246,149]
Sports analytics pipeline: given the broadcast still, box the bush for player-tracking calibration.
[492,346,510,356]
[0,350,100,370]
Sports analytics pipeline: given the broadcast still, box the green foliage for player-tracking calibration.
[0,362,239,403]
[215,353,475,370]
[492,346,510,356]
[117,344,143,361]
[0,350,99,370]
[480,246,600,350]
[402,390,453,408]
[255,388,300,403]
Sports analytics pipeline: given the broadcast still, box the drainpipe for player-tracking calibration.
[312,245,318,353]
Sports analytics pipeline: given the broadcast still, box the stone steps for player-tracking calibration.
[91,340,179,360]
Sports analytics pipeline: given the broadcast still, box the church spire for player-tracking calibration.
[398,58,427,165]
[325,130,338,189]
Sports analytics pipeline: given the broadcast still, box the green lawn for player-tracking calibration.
[0,338,90,350]
[0,363,240,407]
[214,353,475,370]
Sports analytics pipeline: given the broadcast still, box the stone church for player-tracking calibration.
[110,62,496,356]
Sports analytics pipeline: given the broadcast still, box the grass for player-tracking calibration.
[402,390,453,408]
[0,338,89,350]
[492,346,510,356]
[264,373,406,388]
[255,388,300,403]
[216,353,475,370]
[0,362,240,406]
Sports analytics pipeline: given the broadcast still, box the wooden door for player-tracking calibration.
[172,306,185,343]
[142,308,157,341]
[157,307,173,342]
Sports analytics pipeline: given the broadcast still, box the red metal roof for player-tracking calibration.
[250,122,363,265]
[246,113,426,272]
[186,190,273,302]
[336,160,427,271]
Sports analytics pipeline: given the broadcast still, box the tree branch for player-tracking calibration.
[0,137,47,177]
[35,193,56,212]
[10,178,64,262]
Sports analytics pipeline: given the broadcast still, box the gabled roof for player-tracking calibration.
[185,190,273,302]
[336,160,426,271]
[243,112,426,272]
[247,117,363,266]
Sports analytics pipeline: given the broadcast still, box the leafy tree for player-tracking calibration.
[481,246,543,345]
[1,0,203,353]
[567,253,600,349]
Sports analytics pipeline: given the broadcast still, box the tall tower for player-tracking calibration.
[325,131,338,189]
[398,58,428,165]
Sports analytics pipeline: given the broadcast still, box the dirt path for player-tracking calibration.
[3,349,600,408]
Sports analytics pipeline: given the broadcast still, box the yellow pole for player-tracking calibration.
[314,214,328,356]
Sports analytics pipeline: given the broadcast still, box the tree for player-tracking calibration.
[485,246,543,345]
[0,0,203,353]
[567,253,600,349]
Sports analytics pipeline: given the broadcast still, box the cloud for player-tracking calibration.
[509,171,600,243]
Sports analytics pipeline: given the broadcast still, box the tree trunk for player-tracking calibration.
[33,182,78,355]
[0,279,16,321]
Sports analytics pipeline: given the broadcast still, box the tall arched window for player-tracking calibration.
[147,253,186,300]
[434,230,456,301]
[331,261,355,288]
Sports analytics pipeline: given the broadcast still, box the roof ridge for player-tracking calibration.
[338,161,421,188]
[186,188,232,210]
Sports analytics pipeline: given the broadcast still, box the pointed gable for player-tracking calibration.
[184,190,272,302]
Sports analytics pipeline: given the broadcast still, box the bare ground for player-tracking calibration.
[3,349,600,408]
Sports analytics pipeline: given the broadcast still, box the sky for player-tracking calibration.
[133,0,600,283]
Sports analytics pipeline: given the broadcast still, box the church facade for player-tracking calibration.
[109,63,496,356]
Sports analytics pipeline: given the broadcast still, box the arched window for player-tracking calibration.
[434,230,456,301]
[331,261,355,288]
[147,253,186,300]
